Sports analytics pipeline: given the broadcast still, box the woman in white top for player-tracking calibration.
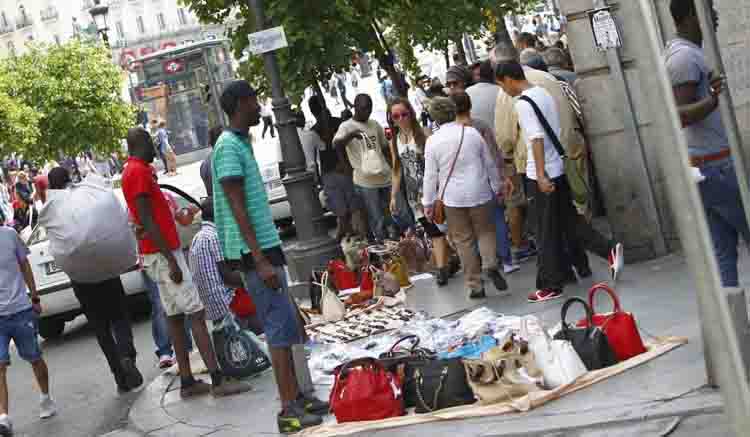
[388,98,453,286]
[422,97,508,298]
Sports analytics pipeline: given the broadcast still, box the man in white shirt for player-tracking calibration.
[333,94,393,241]
[496,61,621,303]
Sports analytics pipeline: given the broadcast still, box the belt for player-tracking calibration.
[689,149,731,167]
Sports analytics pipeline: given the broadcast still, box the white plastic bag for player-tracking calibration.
[38,174,137,283]
[522,316,587,390]
[360,133,387,176]
[319,272,346,322]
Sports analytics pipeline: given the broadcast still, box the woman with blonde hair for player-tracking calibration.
[388,97,454,286]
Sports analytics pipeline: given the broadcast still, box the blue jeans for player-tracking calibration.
[144,271,193,357]
[494,203,513,265]
[0,309,42,365]
[355,185,392,241]
[241,265,303,348]
[698,161,750,287]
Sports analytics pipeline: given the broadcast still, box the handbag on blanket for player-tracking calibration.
[320,272,346,322]
[410,358,476,413]
[464,335,543,405]
[327,259,358,291]
[576,283,647,362]
[330,357,404,423]
[385,255,412,289]
[522,316,588,389]
[554,298,619,371]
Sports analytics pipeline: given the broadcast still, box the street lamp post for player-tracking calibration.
[246,0,340,286]
[89,0,110,49]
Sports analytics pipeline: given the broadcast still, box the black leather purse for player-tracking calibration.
[554,297,619,371]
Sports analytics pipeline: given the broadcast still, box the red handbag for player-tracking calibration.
[328,259,358,291]
[330,357,404,423]
[576,283,647,361]
[345,266,374,305]
[229,288,256,318]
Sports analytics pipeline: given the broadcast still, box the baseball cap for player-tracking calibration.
[220,80,258,116]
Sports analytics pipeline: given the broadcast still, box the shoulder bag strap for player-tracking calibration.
[519,95,567,160]
[437,126,466,201]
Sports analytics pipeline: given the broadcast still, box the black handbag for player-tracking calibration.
[379,335,436,371]
[553,297,619,371]
[409,358,476,413]
[212,314,272,378]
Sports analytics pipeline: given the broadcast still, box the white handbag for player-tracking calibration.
[521,316,587,390]
[360,133,387,176]
[319,272,346,322]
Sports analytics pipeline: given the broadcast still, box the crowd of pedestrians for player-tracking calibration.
[0,1,742,435]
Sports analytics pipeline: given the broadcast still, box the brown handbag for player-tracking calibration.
[433,127,465,225]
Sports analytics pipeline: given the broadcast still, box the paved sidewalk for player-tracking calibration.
[122,253,741,437]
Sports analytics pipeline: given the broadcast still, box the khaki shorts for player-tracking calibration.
[143,250,204,317]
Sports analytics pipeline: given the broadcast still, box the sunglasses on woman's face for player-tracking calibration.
[391,112,410,121]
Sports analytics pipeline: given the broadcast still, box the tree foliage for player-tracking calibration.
[180,0,539,102]
[0,40,134,162]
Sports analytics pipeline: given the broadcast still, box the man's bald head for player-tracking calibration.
[127,127,156,163]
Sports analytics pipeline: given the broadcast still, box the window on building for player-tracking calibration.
[136,16,144,34]
[116,21,124,38]
[156,13,165,30]
[177,8,187,26]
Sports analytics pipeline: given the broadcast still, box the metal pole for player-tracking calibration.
[592,0,667,257]
[637,2,750,436]
[693,0,750,249]
[246,0,339,283]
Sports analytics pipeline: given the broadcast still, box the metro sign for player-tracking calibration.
[163,59,185,75]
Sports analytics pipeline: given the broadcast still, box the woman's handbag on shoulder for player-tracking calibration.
[330,357,404,423]
[576,283,647,361]
[554,297,619,371]
[432,127,465,225]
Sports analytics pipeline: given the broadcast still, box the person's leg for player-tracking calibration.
[262,118,270,139]
[0,323,10,417]
[529,179,564,291]
[187,310,219,373]
[167,315,193,380]
[471,201,498,270]
[0,366,7,417]
[9,309,55,418]
[445,206,482,292]
[143,271,174,358]
[30,360,49,396]
[356,185,386,241]
[106,278,137,360]
[72,282,128,387]
[494,203,514,266]
[432,236,450,268]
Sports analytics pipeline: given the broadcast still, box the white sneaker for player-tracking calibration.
[158,354,175,369]
[39,395,57,419]
[503,263,521,275]
[608,243,624,282]
[0,414,12,436]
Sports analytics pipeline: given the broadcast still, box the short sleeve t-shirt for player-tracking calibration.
[121,157,181,254]
[515,86,564,181]
[333,119,392,188]
[212,130,282,261]
[665,38,729,158]
[0,227,31,316]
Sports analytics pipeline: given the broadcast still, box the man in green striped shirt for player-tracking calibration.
[212,80,326,434]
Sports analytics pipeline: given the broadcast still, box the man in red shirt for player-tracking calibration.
[122,127,249,398]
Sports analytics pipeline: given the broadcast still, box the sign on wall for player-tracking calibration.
[589,7,622,51]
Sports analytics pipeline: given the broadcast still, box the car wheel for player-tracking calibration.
[38,319,65,340]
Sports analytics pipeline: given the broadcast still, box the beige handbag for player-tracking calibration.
[319,272,346,322]
[464,335,544,406]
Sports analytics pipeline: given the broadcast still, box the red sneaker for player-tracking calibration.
[527,288,563,303]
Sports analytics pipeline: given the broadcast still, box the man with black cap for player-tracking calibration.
[212,80,327,433]
[445,64,474,96]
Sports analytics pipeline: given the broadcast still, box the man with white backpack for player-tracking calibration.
[333,94,393,241]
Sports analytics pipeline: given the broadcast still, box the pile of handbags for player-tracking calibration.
[311,239,414,322]
[329,283,648,423]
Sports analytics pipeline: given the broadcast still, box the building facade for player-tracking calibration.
[0,0,232,68]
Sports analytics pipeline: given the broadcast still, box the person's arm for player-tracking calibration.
[478,129,501,196]
[673,78,723,126]
[530,138,554,192]
[218,261,244,289]
[518,100,555,193]
[15,234,39,313]
[134,195,182,282]
[220,179,279,289]
[422,136,439,219]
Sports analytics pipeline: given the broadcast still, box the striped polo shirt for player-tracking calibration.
[212,130,281,261]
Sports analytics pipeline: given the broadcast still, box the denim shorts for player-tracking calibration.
[241,265,303,348]
[0,308,43,365]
